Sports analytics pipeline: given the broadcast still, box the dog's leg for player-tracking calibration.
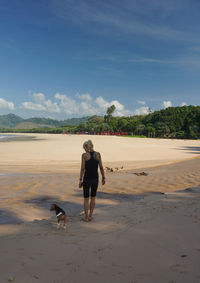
[57,218,60,229]
[63,215,67,229]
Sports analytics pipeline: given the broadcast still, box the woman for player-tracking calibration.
[79,140,105,222]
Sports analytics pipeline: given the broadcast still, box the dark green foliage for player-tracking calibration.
[141,106,200,139]
[104,105,116,123]
[88,115,104,124]
[0,106,200,139]
[61,117,89,126]
[76,106,200,139]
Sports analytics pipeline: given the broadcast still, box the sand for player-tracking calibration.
[0,134,200,283]
[0,133,200,172]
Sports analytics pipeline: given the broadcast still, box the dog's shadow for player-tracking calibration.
[24,195,83,217]
[24,192,144,217]
[2,193,145,226]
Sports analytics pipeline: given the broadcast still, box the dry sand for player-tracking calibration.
[0,133,200,172]
[0,134,200,283]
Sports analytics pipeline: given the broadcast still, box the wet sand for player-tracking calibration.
[0,134,200,282]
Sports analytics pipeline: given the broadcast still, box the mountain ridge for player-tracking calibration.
[0,114,89,129]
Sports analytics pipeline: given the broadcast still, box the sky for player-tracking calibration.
[0,0,200,120]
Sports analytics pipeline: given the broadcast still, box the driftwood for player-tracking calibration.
[105,166,123,172]
[133,172,148,176]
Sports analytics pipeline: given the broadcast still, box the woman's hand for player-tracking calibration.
[102,177,106,185]
[79,180,83,188]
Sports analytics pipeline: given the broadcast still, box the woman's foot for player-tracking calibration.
[84,216,89,222]
[88,215,93,221]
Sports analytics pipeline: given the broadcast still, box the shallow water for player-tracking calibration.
[0,134,19,139]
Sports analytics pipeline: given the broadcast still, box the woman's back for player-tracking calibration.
[84,151,99,180]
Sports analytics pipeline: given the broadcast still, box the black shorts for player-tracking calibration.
[83,178,99,198]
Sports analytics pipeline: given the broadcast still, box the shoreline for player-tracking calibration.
[0,133,40,142]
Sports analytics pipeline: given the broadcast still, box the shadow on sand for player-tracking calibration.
[23,192,144,216]
[176,146,200,155]
[2,185,199,225]
[0,209,23,225]
[1,191,145,225]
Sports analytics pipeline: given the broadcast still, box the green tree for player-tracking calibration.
[104,105,116,123]
[88,115,104,124]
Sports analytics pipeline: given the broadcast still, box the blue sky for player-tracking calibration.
[0,0,200,119]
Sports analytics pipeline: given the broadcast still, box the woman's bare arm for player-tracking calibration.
[79,153,85,187]
[98,152,105,185]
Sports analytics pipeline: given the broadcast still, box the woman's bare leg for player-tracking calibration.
[89,197,96,221]
[84,198,89,221]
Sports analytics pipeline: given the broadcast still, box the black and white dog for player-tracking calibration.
[50,204,67,229]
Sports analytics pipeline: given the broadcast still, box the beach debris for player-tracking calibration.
[149,192,165,195]
[180,254,187,258]
[105,166,123,172]
[8,277,14,282]
[133,172,148,176]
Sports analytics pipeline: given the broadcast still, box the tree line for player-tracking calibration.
[1,105,200,139]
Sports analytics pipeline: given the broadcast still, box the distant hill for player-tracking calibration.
[0,113,24,128]
[0,114,89,129]
[25,117,61,127]
[61,117,89,126]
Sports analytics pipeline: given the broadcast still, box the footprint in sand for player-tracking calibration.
[170,264,188,274]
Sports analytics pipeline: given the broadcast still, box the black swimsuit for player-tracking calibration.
[83,151,99,198]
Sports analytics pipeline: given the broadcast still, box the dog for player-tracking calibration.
[50,203,67,229]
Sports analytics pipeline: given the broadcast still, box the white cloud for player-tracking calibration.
[21,102,46,111]
[95,96,131,116]
[95,96,110,110]
[20,92,137,117]
[129,55,200,71]
[0,98,14,110]
[80,101,97,115]
[76,93,92,101]
[52,0,185,41]
[54,93,131,116]
[161,100,172,109]
[111,100,124,111]
[32,93,46,103]
[180,102,187,106]
[55,93,79,115]
[21,93,60,113]
[137,100,146,105]
[130,58,172,64]
[133,106,151,115]
[96,97,123,111]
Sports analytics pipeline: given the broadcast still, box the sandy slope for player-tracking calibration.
[1,186,200,283]
[0,133,200,172]
[0,134,200,283]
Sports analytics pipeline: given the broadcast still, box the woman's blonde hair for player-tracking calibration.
[83,140,94,152]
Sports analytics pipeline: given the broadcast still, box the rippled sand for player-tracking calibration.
[0,134,200,282]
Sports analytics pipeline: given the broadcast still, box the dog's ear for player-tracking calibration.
[50,203,55,210]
